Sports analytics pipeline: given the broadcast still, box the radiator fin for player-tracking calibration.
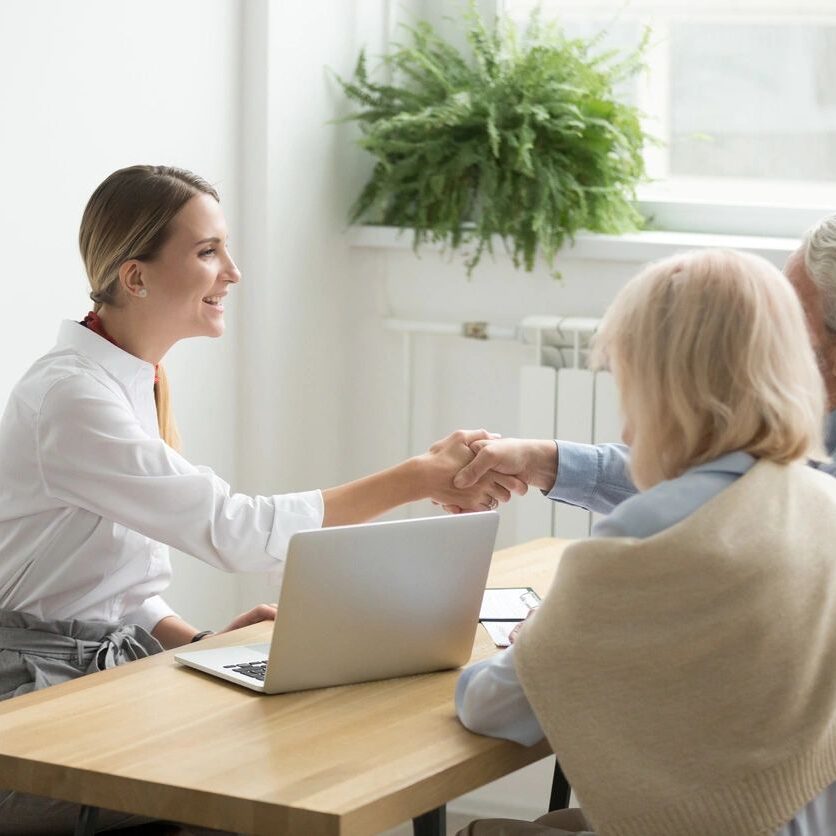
[554,369,594,539]
[515,366,557,543]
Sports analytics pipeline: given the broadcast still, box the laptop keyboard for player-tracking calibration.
[223,660,267,681]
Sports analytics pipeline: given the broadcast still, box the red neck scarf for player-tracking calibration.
[81,311,160,384]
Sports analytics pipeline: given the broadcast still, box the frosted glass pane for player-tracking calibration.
[670,24,836,181]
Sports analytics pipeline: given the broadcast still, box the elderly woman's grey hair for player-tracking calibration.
[804,213,836,331]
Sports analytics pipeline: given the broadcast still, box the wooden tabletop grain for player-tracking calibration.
[0,538,567,836]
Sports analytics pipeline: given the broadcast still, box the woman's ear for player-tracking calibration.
[118,260,147,300]
[823,333,836,412]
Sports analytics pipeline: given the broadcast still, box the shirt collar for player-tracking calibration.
[55,320,156,389]
[825,410,836,458]
[687,451,756,478]
[683,412,836,476]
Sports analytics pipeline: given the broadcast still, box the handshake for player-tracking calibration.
[418,429,558,514]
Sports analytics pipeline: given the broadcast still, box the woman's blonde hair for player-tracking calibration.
[78,165,219,450]
[591,249,827,489]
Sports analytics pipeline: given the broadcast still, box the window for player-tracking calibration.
[501,0,836,236]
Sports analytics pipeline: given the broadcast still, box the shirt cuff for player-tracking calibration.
[266,489,324,559]
[122,594,177,633]
[545,440,600,509]
[455,657,496,714]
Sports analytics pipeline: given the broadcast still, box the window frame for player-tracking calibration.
[434,0,836,239]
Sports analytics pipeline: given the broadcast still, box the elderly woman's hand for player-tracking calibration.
[453,438,559,494]
[508,607,538,644]
[419,429,528,513]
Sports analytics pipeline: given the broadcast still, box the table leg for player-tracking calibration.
[413,804,446,836]
[74,804,99,836]
[549,760,571,811]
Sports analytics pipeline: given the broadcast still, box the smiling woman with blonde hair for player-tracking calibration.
[456,249,836,836]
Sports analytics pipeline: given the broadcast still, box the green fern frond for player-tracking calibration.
[335,2,652,276]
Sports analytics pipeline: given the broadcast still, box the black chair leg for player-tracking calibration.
[75,805,99,836]
[549,759,571,811]
[413,804,446,836]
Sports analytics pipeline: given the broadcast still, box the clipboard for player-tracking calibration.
[479,587,541,647]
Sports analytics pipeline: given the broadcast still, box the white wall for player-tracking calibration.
[0,0,243,628]
[235,0,389,608]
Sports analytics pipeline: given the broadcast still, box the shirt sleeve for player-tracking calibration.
[121,595,178,634]
[810,457,836,479]
[546,440,637,515]
[455,646,545,746]
[36,374,324,573]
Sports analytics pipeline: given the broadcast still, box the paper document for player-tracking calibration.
[481,621,519,647]
[479,587,541,647]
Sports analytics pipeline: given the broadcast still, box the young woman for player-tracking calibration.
[0,165,521,834]
[456,250,836,836]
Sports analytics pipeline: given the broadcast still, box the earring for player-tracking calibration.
[137,288,148,298]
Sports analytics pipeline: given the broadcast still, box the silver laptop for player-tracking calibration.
[175,511,499,693]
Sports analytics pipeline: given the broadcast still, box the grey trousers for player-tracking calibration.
[0,609,164,835]
[457,808,595,836]
[0,792,158,835]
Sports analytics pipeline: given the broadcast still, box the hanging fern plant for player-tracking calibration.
[337,7,652,276]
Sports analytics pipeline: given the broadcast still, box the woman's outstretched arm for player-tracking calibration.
[322,429,527,527]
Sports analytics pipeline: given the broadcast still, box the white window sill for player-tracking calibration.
[347,225,799,264]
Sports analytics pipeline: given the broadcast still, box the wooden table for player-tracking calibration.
[0,538,567,836]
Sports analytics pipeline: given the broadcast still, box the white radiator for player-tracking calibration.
[383,316,623,541]
[516,318,622,543]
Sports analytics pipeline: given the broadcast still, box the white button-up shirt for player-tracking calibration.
[0,321,323,632]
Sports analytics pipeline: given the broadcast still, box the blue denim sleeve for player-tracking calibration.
[545,441,637,515]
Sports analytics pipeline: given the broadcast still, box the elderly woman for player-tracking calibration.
[456,249,836,836]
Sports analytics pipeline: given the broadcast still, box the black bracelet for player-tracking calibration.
[190,630,214,643]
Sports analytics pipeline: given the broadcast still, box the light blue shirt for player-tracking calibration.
[545,411,836,514]
[456,450,756,747]
[456,448,836,833]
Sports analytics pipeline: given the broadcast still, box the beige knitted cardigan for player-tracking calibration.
[514,460,836,836]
